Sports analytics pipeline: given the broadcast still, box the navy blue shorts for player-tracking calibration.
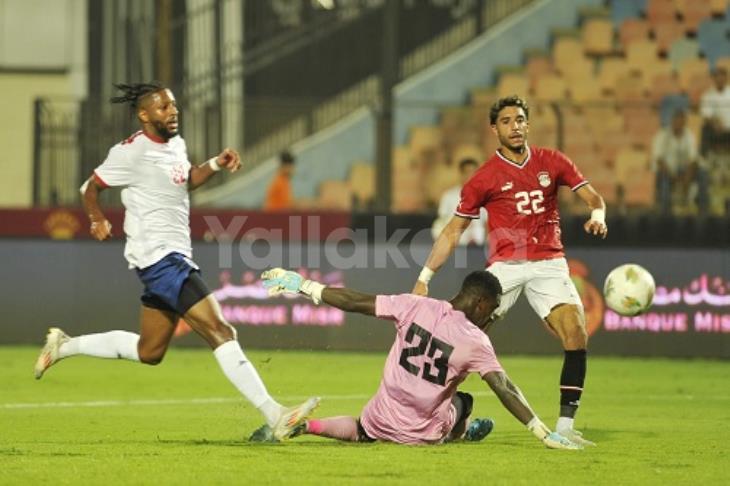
[136,253,210,315]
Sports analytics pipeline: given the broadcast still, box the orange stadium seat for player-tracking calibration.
[569,78,603,103]
[597,57,631,93]
[348,162,375,209]
[409,125,442,156]
[614,147,654,207]
[533,73,568,102]
[619,18,651,48]
[560,55,595,82]
[640,58,674,90]
[470,87,495,107]
[622,107,661,149]
[626,40,660,72]
[678,58,710,91]
[392,146,426,212]
[497,73,530,99]
[649,71,682,102]
[451,144,484,165]
[583,18,615,56]
[585,105,624,136]
[646,0,678,25]
[710,0,730,15]
[715,56,730,73]
[614,72,648,102]
[652,20,687,54]
[318,180,353,211]
[526,55,554,89]
[424,163,460,206]
[552,37,584,75]
[676,0,713,33]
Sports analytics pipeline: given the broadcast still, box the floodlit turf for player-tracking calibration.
[0,346,727,485]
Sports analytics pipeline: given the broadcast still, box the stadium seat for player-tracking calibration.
[650,71,682,104]
[668,38,700,70]
[651,20,687,54]
[497,72,530,99]
[318,180,353,210]
[676,0,713,33]
[710,0,729,16]
[622,107,661,149]
[611,0,647,26]
[569,77,603,103]
[615,147,652,186]
[451,144,484,165]
[614,72,648,102]
[424,163,460,206]
[409,125,442,156]
[659,93,690,126]
[622,167,656,207]
[525,55,554,89]
[392,147,426,212]
[597,57,631,93]
[646,0,678,25]
[697,19,730,66]
[678,58,710,91]
[684,71,713,105]
[470,87,495,107]
[552,37,584,75]
[348,163,375,209]
[716,56,730,73]
[583,18,615,56]
[585,105,624,136]
[626,40,660,71]
[532,73,568,102]
[619,18,651,48]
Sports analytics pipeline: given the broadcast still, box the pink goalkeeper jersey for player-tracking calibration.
[359,294,504,444]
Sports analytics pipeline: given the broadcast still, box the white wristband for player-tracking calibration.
[301,280,325,305]
[590,208,605,224]
[527,417,550,441]
[207,157,221,172]
[418,267,435,284]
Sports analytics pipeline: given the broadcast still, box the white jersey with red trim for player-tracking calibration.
[93,131,192,269]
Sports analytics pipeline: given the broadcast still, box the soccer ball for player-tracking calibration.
[603,264,656,316]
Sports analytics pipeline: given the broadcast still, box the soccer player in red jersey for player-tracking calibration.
[413,95,607,446]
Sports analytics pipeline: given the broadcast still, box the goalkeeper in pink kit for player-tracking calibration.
[255,268,582,449]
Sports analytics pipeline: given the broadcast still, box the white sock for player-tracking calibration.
[556,416,574,432]
[59,331,140,361]
[213,340,282,426]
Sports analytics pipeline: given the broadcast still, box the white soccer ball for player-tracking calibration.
[603,264,656,316]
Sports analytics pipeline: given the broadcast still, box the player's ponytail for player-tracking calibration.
[110,82,165,108]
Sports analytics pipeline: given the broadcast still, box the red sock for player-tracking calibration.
[305,416,360,442]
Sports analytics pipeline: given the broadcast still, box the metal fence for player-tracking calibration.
[34,0,536,206]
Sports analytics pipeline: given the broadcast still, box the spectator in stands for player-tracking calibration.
[700,66,730,156]
[431,158,486,245]
[264,151,296,211]
[651,110,709,214]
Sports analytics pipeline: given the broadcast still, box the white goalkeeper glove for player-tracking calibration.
[261,268,325,304]
[527,417,583,450]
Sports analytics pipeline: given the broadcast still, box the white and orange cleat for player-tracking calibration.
[271,397,321,441]
[34,327,70,379]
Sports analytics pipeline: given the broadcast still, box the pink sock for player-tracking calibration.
[305,416,360,442]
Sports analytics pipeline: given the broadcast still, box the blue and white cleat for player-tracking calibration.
[464,418,494,442]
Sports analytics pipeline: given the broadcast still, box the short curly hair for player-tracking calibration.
[489,95,530,125]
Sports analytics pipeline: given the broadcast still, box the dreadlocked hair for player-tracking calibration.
[110,82,165,108]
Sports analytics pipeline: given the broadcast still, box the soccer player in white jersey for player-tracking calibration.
[33,82,318,440]
[413,96,608,446]
[250,268,582,449]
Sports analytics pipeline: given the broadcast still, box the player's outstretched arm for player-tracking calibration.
[575,184,607,239]
[413,215,471,296]
[261,268,376,316]
[188,148,241,190]
[483,371,582,450]
[80,176,112,241]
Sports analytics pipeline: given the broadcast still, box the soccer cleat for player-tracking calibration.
[271,397,320,441]
[34,327,70,379]
[464,418,494,442]
[249,424,279,443]
[556,428,596,447]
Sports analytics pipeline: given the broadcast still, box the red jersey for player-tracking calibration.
[455,146,587,264]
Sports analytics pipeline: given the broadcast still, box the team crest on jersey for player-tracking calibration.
[537,171,551,188]
[170,163,188,185]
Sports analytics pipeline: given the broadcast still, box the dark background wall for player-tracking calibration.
[2,240,728,358]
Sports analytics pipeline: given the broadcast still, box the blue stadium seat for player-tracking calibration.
[611,0,647,26]
[659,94,690,127]
[697,19,730,67]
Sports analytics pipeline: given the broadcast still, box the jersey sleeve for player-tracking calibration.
[93,144,133,188]
[554,150,588,192]
[375,294,420,330]
[455,175,488,219]
[468,334,504,377]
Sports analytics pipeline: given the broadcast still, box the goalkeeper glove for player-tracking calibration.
[527,417,582,450]
[261,268,325,304]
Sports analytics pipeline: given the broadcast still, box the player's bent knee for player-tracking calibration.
[138,349,165,365]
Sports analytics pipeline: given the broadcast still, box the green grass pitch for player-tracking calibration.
[1,346,727,485]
